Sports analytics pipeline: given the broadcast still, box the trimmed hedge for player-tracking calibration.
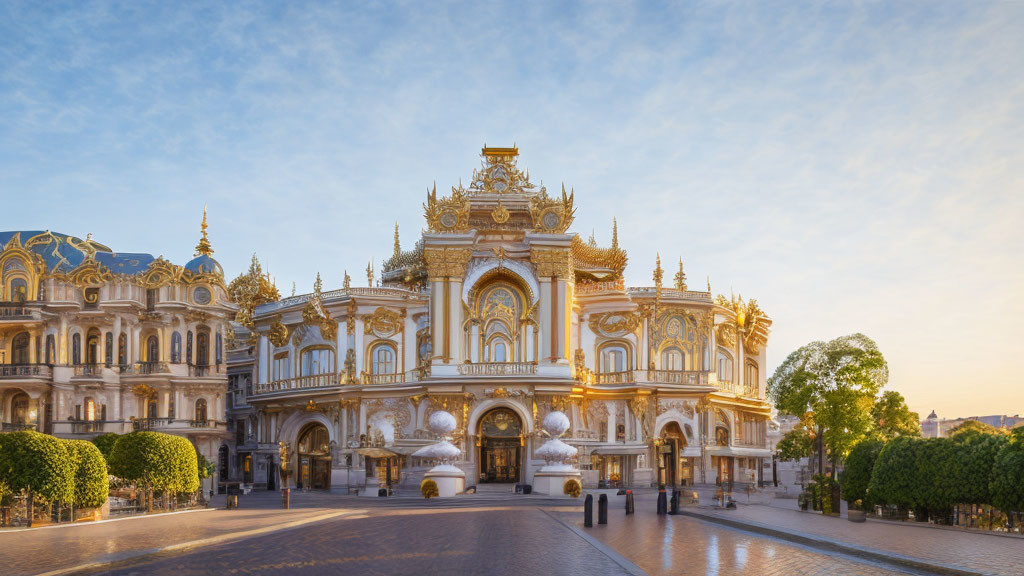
[91,433,119,462]
[109,432,199,495]
[840,439,883,505]
[991,429,1024,514]
[0,431,74,505]
[65,439,109,508]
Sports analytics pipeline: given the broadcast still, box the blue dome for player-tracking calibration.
[185,254,223,276]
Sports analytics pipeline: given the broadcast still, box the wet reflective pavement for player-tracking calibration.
[56,506,926,576]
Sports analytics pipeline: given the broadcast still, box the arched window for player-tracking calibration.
[716,350,733,383]
[147,398,158,418]
[104,332,113,365]
[84,397,96,421]
[272,352,289,381]
[146,335,160,362]
[186,331,193,364]
[12,332,30,364]
[371,344,396,374]
[599,342,631,372]
[194,398,208,422]
[45,334,55,365]
[300,347,334,376]
[171,332,182,363]
[9,278,28,302]
[216,333,222,364]
[86,328,100,364]
[196,330,210,366]
[118,333,127,366]
[745,362,759,396]
[491,338,508,362]
[72,333,82,365]
[11,392,29,424]
[661,347,684,371]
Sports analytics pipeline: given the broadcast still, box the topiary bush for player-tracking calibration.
[64,439,108,509]
[990,429,1024,514]
[840,439,883,506]
[109,432,199,508]
[866,436,918,510]
[563,478,582,498]
[0,430,74,506]
[420,478,439,499]
[91,433,119,463]
[165,435,199,495]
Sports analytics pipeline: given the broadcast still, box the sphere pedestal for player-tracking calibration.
[532,467,582,497]
[423,465,466,498]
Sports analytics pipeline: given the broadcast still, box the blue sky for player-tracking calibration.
[1,1,1022,418]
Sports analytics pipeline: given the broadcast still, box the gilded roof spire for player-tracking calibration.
[343,269,351,290]
[366,259,374,287]
[674,257,687,291]
[194,205,214,257]
[611,217,619,250]
[393,221,401,258]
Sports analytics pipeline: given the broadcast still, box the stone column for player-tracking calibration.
[537,278,552,362]
[258,336,269,385]
[607,406,616,443]
[449,278,464,363]
[553,277,569,363]
[353,317,365,375]
[430,280,444,363]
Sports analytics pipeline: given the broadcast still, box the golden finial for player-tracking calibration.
[588,229,596,246]
[291,281,296,297]
[707,276,711,292]
[653,253,663,286]
[343,270,351,290]
[393,222,401,258]
[674,257,687,291]
[611,217,619,250]
[313,271,323,295]
[366,260,374,287]
[194,205,214,257]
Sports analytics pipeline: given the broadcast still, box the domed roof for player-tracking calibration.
[185,254,223,276]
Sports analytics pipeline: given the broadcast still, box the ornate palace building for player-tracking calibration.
[226,147,772,493]
[0,215,235,492]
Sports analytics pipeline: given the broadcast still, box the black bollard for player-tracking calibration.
[584,494,594,527]
[657,484,668,515]
[598,494,608,524]
[625,490,635,515]
[670,489,680,515]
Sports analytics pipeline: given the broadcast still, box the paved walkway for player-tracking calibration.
[683,503,1024,576]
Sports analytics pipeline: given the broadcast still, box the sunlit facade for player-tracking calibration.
[0,215,235,492]
[226,147,773,493]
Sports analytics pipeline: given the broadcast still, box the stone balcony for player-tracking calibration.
[251,373,341,397]
[0,363,52,380]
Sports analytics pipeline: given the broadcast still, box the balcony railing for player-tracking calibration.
[0,303,34,319]
[189,419,211,428]
[594,370,635,385]
[71,420,106,433]
[0,363,51,379]
[73,363,105,377]
[253,373,339,396]
[360,366,432,385]
[646,370,709,386]
[189,364,212,377]
[2,422,36,432]
[457,362,538,376]
[123,362,170,375]
[132,418,173,431]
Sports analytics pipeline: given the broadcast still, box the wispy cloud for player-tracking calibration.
[0,1,1021,417]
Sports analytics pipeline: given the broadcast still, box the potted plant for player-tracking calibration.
[798,491,810,511]
[848,499,867,522]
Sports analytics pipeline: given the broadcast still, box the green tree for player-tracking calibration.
[840,439,884,506]
[0,431,75,524]
[166,436,199,495]
[91,433,119,462]
[990,429,1024,514]
[949,420,1005,437]
[776,427,814,461]
[197,452,216,482]
[866,436,917,509]
[948,430,1006,506]
[109,432,199,510]
[64,439,108,509]
[871,391,920,439]
[768,334,889,477]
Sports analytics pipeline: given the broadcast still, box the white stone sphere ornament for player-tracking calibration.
[413,410,463,467]
[535,411,578,471]
[428,410,458,437]
[542,411,571,437]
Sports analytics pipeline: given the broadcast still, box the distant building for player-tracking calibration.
[920,410,1023,438]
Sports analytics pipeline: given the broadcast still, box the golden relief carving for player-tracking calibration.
[134,257,181,289]
[268,316,289,347]
[570,234,627,278]
[588,311,642,337]
[529,184,575,233]
[423,247,472,279]
[302,273,336,341]
[424,183,471,233]
[363,307,404,337]
[715,293,771,355]
[132,383,157,398]
[229,254,281,329]
[530,248,572,279]
[346,300,357,335]
[57,257,113,290]
[490,200,510,224]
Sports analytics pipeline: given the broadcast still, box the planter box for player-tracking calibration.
[848,510,867,523]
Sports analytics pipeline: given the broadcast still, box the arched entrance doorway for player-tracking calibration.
[296,423,331,490]
[657,421,690,487]
[478,408,523,483]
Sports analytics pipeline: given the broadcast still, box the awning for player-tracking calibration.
[590,445,649,456]
[357,447,400,458]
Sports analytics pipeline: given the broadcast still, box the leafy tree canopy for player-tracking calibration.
[990,428,1024,513]
[949,419,1006,437]
[871,391,921,440]
[0,431,74,504]
[777,427,814,461]
[91,433,119,462]
[64,439,108,509]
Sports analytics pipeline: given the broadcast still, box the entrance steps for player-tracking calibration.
[470,483,517,494]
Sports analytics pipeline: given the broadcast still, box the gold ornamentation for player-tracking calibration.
[228,254,280,329]
[268,316,289,347]
[674,258,687,291]
[343,270,351,290]
[132,383,157,398]
[588,311,642,337]
[570,233,627,279]
[135,257,182,289]
[423,247,472,279]
[715,293,772,354]
[303,272,337,341]
[653,253,664,304]
[491,200,510,224]
[529,184,575,233]
[342,349,358,384]
[363,307,404,337]
[366,260,374,287]
[194,206,214,257]
[530,248,572,279]
[424,183,471,233]
[59,257,113,290]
